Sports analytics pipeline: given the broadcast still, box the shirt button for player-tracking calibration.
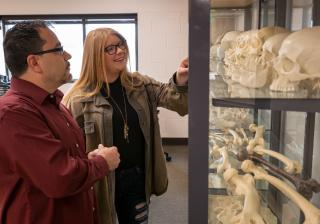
[75,143,79,148]
[91,186,94,190]
[50,94,54,98]
[92,207,95,212]
[66,122,70,127]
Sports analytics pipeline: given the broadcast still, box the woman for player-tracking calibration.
[63,28,188,224]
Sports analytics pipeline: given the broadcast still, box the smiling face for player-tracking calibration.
[104,34,128,80]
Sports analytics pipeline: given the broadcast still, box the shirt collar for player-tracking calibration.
[10,77,64,106]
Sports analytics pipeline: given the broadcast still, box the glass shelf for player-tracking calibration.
[210,64,320,112]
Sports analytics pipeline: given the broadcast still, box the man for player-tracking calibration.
[0,20,120,224]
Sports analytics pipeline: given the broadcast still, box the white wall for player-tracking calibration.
[0,0,189,138]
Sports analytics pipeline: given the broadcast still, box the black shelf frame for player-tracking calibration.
[191,0,320,223]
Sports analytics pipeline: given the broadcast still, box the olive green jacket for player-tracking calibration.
[64,72,188,224]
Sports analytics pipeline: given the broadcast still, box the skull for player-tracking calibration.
[224,30,260,80]
[225,27,288,88]
[270,27,320,92]
[260,32,291,67]
[257,32,291,84]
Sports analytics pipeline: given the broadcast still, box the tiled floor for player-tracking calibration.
[149,145,188,224]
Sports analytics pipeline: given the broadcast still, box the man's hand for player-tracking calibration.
[88,144,120,171]
[176,57,189,85]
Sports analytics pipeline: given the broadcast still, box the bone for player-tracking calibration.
[209,133,226,144]
[216,146,232,174]
[237,149,320,200]
[251,145,302,174]
[247,124,266,152]
[237,128,248,144]
[209,144,221,160]
[228,129,243,146]
[223,168,265,224]
[242,160,320,224]
[246,124,301,174]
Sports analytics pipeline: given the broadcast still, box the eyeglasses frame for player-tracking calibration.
[104,41,127,55]
[32,46,64,56]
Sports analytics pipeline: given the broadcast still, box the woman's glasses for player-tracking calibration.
[104,41,126,55]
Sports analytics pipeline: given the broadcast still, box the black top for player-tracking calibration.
[101,77,145,170]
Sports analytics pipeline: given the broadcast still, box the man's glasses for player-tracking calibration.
[32,46,64,56]
[104,41,126,55]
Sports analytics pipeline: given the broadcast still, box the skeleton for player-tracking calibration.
[213,123,301,175]
[209,121,319,223]
[224,27,288,88]
[242,160,320,224]
[270,27,320,92]
[223,168,265,224]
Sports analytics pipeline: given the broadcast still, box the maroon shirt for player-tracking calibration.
[0,78,108,224]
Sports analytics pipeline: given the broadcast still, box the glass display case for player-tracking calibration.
[189,0,320,223]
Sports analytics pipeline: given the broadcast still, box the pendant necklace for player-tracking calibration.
[108,86,129,143]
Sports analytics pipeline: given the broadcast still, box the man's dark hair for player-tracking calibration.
[3,20,51,77]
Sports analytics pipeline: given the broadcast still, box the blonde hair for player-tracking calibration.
[63,28,133,104]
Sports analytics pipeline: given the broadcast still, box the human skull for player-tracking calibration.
[226,27,288,88]
[270,27,320,92]
[257,32,291,84]
[259,32,290,67]
[224,30,259,79]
